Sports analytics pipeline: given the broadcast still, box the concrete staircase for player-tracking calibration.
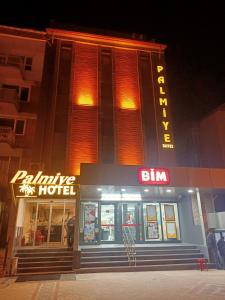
[78,245,209,273]
[16,248,73,275]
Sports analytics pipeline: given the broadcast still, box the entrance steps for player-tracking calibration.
[16,248,73,275]
[78,245,211,273]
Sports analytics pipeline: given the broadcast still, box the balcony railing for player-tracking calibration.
[0,126,15,145]
[0,54,24,70]
[0,88,19,109]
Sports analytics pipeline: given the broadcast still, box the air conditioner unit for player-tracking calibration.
[29,162,45,173]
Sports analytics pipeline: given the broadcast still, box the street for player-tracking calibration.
[0,270,225,300]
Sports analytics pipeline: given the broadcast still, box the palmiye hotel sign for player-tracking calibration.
[157,65,174,149]
[10,170,79,198]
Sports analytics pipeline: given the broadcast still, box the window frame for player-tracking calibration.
[24,57,33,71]
[0,117,26,136]
[0,54,33,71]
[1,84,30,103]
[14,119,26,135]
[19,86,30,103]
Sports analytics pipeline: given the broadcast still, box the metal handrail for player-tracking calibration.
[122,225,136,267]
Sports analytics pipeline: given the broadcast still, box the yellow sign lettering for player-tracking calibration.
[23,175,34,184]
[10,170,77,186]
[162,144,174,149]
[11,170,78,198]
[156,65,174,149]
[157,65,163,73]
[159,98,168,106]
[10,170,28,183]
[162,121,169,130]
[163,108,167,117]
[159,86,166,94]
[66,176,76,185]
[158,76,165,84]
[164,134,171,143]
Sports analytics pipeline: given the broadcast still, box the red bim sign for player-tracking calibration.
[138,168,170,185]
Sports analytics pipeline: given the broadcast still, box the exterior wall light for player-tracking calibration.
[188,189,194,193]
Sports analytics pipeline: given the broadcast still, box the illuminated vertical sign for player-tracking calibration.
[156,65,174,149]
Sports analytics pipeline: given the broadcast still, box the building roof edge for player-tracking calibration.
[46,28,167,51]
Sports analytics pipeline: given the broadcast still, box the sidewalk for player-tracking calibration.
[0,270,225,300]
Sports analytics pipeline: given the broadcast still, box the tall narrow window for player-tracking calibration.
[24,57,33,71]
[20,87,30,102]
[114,49,144,165]
[15,120,25,135]
[69,44,98,175]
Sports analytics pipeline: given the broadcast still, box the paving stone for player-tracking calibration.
[0,270,224,300]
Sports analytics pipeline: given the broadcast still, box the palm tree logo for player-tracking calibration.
[19,184,36,196]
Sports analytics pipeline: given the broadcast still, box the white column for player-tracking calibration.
[196,188,207,246]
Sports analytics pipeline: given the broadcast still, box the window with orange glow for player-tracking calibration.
[114,49,140,110]
[72,44,98,106]
[69,44,98,175]
[114,49,144,165]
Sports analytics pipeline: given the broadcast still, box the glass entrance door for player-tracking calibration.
[21,200,75,247]
[36,203,65,245]
[36,203,50,245]
[161,203,180,240]
[101,204,115,242]
[49,204,64,243]
[122,203,140,241]
[143,203,162,241]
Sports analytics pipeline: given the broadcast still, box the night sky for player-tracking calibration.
[1,2,225,134]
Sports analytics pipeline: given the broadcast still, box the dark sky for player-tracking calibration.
[1,2,225,130]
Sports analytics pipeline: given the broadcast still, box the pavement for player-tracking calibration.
[0,270,225,300]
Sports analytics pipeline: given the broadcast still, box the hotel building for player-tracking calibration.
[0,25,225,274]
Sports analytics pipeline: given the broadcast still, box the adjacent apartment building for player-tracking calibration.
[0,26,46,248]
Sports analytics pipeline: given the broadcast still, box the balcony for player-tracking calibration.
[0,88,19,110]
[0,54,25,80]
[0,126,15,146]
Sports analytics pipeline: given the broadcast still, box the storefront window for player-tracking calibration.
[101,204,115,241]
[23,202,37,246]
[36,203,50,245]
[78,200,180,245]
[161,203,180,240]
[80,202,99,244]
[16,199,75,247]
[143,203,162,241]
[122,203,138,241]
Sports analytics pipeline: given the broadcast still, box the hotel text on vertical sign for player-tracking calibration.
[156,65,174,149]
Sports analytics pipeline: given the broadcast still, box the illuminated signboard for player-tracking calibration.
[10,171,79,198]
[138,168,170,185]
[156,65,174,149]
